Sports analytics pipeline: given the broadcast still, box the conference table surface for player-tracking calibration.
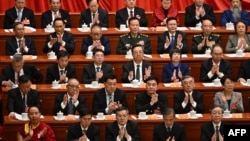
[3,113,250,141]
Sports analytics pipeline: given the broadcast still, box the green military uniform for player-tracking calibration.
[116,32,151,54]
[191,33,221,54]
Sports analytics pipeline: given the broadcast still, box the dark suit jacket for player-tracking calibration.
[81,36,111,55]
[122,60,154,83]
[82,63,113,84]
[135,92,168,114]
[79,8,108,27]
[5,36,37,55]
[238,59,250,80]
[4,7,36,29]
[7,88,41,114]
[153,122,186,141]
[115,7,148,27]
[200,58,232,82]
[174,90,204,114]
[53,93,86,115]
[157,31,188,54]
[43,31,75,54]
[106,120,140,141]
[0,64,43,84]
[162,62,190,83]
[184,3,216,27]
[67,123,100,141]
[92,88,128,114]
[41,9,71,28]
[46,63,76,84]
[200,122,225,141]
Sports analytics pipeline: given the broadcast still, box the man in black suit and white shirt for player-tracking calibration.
[105,107,140,141]
[0,54,42,87]
[4,0,36,29]
[184,0,216,27]
[67,108,100,141]
[122,44,154,83]
[46,50,76,84]
[41,0,71,28]
[115,0,148,27]
[92,75,128,114]
[6,22,37,55]
[7,75,41,118]
[53,78,86,115]
[43,18,75,55]
[153,108,186,141]
[79,0,108,27]
[82,49,113,84]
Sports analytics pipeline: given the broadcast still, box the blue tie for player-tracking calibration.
[17,10,22,21]
[170,35,175,49]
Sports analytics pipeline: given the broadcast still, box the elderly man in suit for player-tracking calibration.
[82,49,113,84]
[153,108,186,141]
[174,75,204,114]
[157,17,188,54]
[105,107,140,141]
[4,0,36,29]
[79,0,108,27]
[46,50,76,84]
[41,0,71,28]
[67,108,100,141]
[200,45,232,82]
[6,22,36,55]
[122,44,154,83]
[0,54,42,87]
[7,75,41,118]
[53,78,86,115]
[115,0,147,27]
[81,24,111,55]
[92,75,128,114]
[43,18,75,55]
[184,0,216,27]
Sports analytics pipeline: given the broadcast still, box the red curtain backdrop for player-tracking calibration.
[0,0,250,13]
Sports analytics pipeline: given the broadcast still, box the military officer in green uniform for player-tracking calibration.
[116,17,151,54]
[191,19,221,54]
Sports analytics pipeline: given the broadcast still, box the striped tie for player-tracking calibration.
[68,98,74,114]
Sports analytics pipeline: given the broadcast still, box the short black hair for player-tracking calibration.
[201,18,214,26]
[162,107,175,117]
[220,75,234,85]
[210,104,224,113]
[13,22,23,30]
[28,106,41,113]
[166,17,177,24]
[115,106,129,115]
[169,48,181,58]
[145,76,159,84]
[234,20,248,32]
[128,17,139,25]
[53,18,65,26]
[57,50,69,59]
[104,74,117,82]
[19,74,31,84]
[91,23,102,31]
[131,44,144,53]
[86,0,99,5]
[78,108,92,118]
[93,48,104,55]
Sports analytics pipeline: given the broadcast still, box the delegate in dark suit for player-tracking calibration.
[135,92,168,114]
[82,63,113,84]
[153,122,186,141]
[237,59,250,80]
[116,33,151,54]
[67,123,100,141]
[162,62,190,83]
[184,3,216,27]
[225,34,250,53]
[200,58,232,82]
[106,120,140,141]
[46,63,76,84]
[53,93,86,115]
[5,36,37,55]
[157,30,188,54]
[220,9,250,26]
[191,33,221,54]
[7,88,41,114]
[92,88,128,114]
[79,8,108,27]
[122,60,154,83]
[4,7,36,29]
[115,7,148,27]
[81,36,111,55]
[200,122,225,141]
[41,9,71,28]
[43,31,75,54]
[0,64,42,84]
[174,90,204,114]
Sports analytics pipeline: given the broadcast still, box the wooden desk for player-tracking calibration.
[3,113,250,141]
[0,27,241,55]
[2,83,250,115]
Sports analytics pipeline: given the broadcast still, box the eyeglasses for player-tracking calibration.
[68,85,80,89]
